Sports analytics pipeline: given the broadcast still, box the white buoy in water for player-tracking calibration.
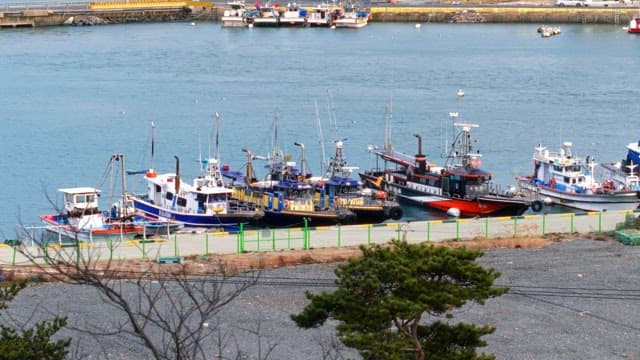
[415,23,421,28]
[447,208,461,218]
[457,88,465,97]
[191,22,196,26]
[331,25,336,29]
[248,23,254,28]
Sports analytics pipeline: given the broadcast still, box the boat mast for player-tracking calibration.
[315,100,327,173]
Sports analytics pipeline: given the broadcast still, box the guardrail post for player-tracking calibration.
[272,229,276,251]
[287,228,291,249]
[598,211,602,233]
[205,233,209,255]
[337,224,341,247]
[513,217,518,238]
[257,228,261,252]
[12,245,16,266]
[485,217,489,239]
[397,223,401,241]
[368,224,372,245]
[570,213,575,233]
[456,219,460,241]
[427,221,430,242]
[173,234,178,257]
[142,237,147,259]
[542,213,546,236]
[304,218,310,249]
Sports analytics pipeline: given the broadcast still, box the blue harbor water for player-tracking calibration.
[1,21,639,237]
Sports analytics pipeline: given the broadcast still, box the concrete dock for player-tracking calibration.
[1,0,638,28]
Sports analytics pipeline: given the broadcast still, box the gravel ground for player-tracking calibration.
[4,239,640,359]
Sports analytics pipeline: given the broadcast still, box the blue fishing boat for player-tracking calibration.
[221,110,356,227]
[314,139,403,223]
[130,118,263,230]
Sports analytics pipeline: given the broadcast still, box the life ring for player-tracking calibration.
[389,206,403,220]
[531,200,543,212]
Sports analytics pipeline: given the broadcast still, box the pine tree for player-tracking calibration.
[0,281,70,360]
[291,240,508,360]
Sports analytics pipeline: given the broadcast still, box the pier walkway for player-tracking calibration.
[0,210,635,267]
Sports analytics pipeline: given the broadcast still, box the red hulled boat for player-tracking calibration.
[360,116,530,218]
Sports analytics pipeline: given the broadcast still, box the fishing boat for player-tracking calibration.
[360,112,530,218]
[222,149,357,227]
[130,118,263,230]
[252,1,280,27]
[517,141,640,212]
[333,2,368,28]
[41,187,142,242]
[279,2,307,27]
[306,3,333,27]
[221,0,249,27]
[221,110,356,227]
[313,139,403,223]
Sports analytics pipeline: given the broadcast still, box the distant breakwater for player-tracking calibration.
[0,2,637,28]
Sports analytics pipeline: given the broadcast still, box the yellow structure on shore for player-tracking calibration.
[89,0,211,10]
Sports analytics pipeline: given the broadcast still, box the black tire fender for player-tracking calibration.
[531,200,543,212]
[389,206,403,220]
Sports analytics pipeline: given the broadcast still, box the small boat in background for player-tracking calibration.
[517,141,640,212]
[627,14,640,33]
[221,0,249,27]
[306,3,333,27]
[279,2,307,27]
[252,1,280,27]
[333,2,369,28]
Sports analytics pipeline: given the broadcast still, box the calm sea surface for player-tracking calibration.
[1,21,639,237]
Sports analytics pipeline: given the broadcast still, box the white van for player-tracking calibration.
[555,0,586,6]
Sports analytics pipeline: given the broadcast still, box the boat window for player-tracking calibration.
[75,195,86,204]
[553,165,563,172]
[155,184,161,193]
[177,197,187,207]
[166,192,174,200]
[564,177,570,183]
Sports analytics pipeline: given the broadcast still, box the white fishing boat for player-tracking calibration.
[306,3,334,27]
[517,142,640,212]
[41,187,142,242]
[279,2,307,27]
[333,3,368,28]
[221,0,249,27]
[252,2,280,27]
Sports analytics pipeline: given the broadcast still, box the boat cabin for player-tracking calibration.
[59,187,102,217]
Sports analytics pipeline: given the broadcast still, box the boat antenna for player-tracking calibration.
[215,112,221,163]
[384,99,393,152]
[150,121,155,171]
[174,155,181,194]
[315,100,327,173]
[326,90,338,143]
